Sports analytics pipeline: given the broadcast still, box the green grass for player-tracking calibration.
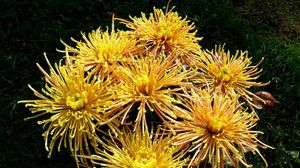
[1,0,299,167]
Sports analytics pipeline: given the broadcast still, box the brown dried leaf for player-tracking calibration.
[253,91,279,108]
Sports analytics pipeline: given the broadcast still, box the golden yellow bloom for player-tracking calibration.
[18,54,117,165]
[118,7,202,65]
[81,126,189,168]
[195,45,270,110]
[61,27,137,77]
[106,54,193,132]
[170,89,273,168]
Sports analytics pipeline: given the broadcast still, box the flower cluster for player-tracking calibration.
[19,6,274,168]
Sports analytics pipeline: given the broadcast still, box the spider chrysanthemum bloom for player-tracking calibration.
[195,45,270,110]
[118,7,202,64]
[81,126,189,168]
[170,89,273,168]
[62,27,137,77]
[18,54,117,165]
[106,54,193,132]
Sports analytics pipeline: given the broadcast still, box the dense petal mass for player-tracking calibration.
[170,89,273,168]
[19,6,275,168]
[81,126,189,168]
[18,55,117,166]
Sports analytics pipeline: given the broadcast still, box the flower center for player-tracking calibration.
[217,66,232,83]
[156,22,173,41]
[136,74,150,95]
[66,91,88,110]
[133,147,157,168]
[207,116,227,134]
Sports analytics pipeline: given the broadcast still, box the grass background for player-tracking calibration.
[1,0,300,167]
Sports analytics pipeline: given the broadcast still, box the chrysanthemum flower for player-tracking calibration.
[195,45,270,110]
[61,27,137,77]
[117,7,202,65]
[18,54,118,165]
[81,126,189,168]
[106,54,193,132]
[170,89,273,168]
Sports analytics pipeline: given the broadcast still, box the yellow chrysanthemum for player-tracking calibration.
[81,126,189,168]
[18,54,117,165]
[106,54,193,132]
[118,7,202,64]
[62,27,137,76]
[170,89,273,168]
[195,45,270,110]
